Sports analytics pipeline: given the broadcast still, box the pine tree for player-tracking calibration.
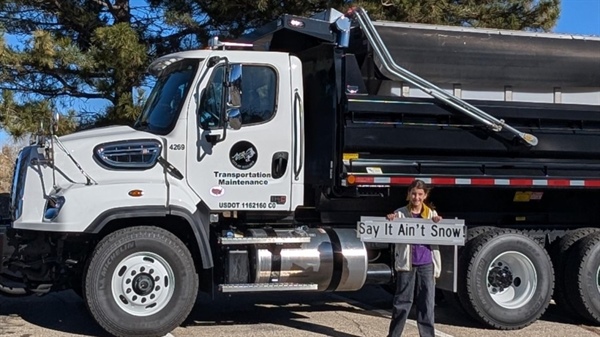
[0,1,184,137]
[359,0,560,30]
[0,0,560,139]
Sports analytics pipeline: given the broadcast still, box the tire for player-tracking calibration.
[466,226,496,241]
[551,228,599,316]
[84,226,198,337]
[564,231,600,324]
[442,226,497,315]
[458,229,554,329]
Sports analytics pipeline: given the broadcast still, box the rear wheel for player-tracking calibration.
[551,227,599,316]
[466,226,496,240]
[84,226,198,337]
[458,229,553,329]
[564,231,600,324]
[442,226,497,313]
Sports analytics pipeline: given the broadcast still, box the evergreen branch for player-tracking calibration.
[0,83,106,99]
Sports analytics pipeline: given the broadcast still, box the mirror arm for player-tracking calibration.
[221,57,231,139]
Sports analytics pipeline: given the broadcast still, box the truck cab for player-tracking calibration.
[127,49,306,215]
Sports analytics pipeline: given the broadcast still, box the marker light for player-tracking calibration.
[128,190,144,197]
[289,19,305,28]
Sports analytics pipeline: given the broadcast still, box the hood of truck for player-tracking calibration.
[52,125,165,185]
[11,125,168,232]
[58,125,163,153]
[59,125,143,143]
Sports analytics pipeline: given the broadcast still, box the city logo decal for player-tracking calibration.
[229,141,258,170]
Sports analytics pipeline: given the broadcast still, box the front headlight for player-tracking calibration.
[93,139,162,170]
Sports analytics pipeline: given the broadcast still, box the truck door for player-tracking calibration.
[186,53,297,212]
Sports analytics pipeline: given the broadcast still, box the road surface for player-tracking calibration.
[1,286,599,337]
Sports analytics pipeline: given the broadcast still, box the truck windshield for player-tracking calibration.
[134,59,200,134]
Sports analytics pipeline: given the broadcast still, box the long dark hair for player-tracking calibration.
[407,179,430,194]
[406,179,435,209]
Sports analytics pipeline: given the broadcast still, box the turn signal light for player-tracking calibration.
[128,189,144,197]
[347,175,356,185]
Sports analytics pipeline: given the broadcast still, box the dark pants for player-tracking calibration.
[388,263,435,337]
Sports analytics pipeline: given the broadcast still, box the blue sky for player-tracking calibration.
[1,1,600,146]
[555,0,600,35]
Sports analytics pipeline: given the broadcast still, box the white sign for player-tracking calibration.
[357,217,466,246]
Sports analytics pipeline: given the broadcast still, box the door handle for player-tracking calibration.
[271,152,289,179]
[293,91,304,180]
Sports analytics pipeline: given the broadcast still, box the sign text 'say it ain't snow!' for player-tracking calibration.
[357,217,466,246]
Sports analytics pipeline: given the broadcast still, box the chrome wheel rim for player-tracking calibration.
[111,251,175,316]
[486,251,537,309]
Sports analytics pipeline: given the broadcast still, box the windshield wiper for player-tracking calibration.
[134,120,151,131]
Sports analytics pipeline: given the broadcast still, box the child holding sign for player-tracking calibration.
[386,179,442,337]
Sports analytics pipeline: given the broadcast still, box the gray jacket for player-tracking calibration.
[392,205,442,278]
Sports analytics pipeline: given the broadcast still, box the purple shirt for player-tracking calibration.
[410,212,433,265]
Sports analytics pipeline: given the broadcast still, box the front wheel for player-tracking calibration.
[84,226,198,337]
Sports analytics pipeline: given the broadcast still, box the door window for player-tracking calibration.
[241,66,277,125]
[199,65,277,129]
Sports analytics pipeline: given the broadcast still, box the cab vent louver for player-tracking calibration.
[94,139,162,170]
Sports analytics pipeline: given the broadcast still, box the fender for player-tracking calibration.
[84,205,213,269]
[169,204,213,269]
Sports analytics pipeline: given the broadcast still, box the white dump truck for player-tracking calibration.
[1,7,600,337]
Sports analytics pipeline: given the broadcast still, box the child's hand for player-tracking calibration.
[386,213,397,220]
[432,215,442,223]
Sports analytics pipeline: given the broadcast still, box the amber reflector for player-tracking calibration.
[128,190,144,197]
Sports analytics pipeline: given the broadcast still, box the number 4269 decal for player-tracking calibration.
[169,143,185,150]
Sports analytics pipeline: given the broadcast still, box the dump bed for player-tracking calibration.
[340,15,600,163]
[373,21,600,89]
[246,9,600,225]
[249,9,600,92]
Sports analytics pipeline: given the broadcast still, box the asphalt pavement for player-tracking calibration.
[1,285,600,337]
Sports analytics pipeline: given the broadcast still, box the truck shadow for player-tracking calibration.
[0,290,110,337]
[327,285,593,330]
[184,292,375,337]
[428,295,590,329]
[0,290,378,337]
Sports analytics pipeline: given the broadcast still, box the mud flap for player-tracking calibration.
[436,244,458,292]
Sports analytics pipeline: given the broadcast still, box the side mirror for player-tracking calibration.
[227,109,242,130]
[52,112,60,133]
[226,64,243,130]
[227,64,242,108]
[206,62,243,145]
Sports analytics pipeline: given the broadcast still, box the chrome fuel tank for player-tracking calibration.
[248,228,368,291]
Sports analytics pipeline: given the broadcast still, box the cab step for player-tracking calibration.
[218,236,310,245]
[219,283,318,293]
